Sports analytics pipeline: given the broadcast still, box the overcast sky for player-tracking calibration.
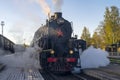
[0,0,120,44]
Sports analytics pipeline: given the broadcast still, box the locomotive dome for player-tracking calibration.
[54,12,62,19]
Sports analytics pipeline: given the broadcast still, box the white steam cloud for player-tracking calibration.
[33,0,51,15]
[36,0,51,15]
[26,0,63,15]
[9,0,64,44]
[0,44,42,69]
[52,0,63,12]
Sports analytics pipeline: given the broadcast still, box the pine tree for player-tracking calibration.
[97,6,120,46]
[81,26,91,47]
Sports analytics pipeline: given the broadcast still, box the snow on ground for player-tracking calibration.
[80,46,110,69]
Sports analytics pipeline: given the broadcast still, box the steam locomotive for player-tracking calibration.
[32,12,86,73]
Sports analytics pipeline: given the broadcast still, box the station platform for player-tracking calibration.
[83,64,120,80]
[0,67,44,80]
[0,64,5,71]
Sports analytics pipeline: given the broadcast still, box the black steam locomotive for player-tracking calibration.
[32,12,86,72]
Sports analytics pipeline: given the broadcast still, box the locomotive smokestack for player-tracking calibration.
[54,12,62,19]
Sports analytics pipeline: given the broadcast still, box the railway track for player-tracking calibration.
[72,73,100,80]
[40,69,99,80]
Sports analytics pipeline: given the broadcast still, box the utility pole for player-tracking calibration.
[1,21,5,36]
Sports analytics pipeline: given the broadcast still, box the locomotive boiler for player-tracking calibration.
[32,12,86,73]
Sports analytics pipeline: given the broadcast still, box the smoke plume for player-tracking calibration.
[36,0,51,15]
[52,0,63,12]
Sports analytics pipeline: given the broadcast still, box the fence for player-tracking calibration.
[109,52,120,56]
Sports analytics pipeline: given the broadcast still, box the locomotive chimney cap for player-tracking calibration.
[54,12,62,19]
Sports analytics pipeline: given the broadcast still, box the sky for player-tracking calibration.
[0,0,120,44]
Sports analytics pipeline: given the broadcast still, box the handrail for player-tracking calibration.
[108,52,120,56]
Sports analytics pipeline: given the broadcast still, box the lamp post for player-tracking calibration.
[1,21,5,36]
[71,21,74,37]
[117,43,119,56]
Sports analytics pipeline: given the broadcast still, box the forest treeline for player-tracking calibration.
[80,6,120,49]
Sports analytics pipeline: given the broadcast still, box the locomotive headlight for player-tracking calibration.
[50,50,55,54]
[69,50,74,54]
